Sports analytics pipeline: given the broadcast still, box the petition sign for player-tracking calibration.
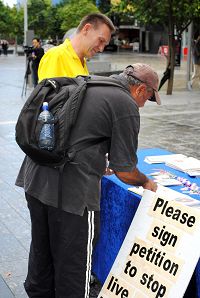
[98,190,200,298]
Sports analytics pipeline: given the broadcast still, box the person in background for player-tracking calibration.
[43,38,57,53]
[30,38,44,87]
[188,35,200,91]
[2,40,9,55]
[15,63,160,298]
[38,13,115,81]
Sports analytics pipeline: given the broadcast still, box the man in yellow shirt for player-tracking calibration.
[38,13,115,81]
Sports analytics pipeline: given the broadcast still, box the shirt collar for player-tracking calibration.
[63,38,87,65]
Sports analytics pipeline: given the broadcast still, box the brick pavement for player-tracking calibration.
[0,52,199,297]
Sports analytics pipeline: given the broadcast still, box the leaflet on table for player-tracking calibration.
[144,154,200,176]
[154,178,182,186]
[145,169,182,186]
[165,157,200,175]
[128,185,200,208]
[187,170,200,177]
[144,153,186,164]
[148,171,182,186]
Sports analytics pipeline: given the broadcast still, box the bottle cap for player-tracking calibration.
[42,102,48,110]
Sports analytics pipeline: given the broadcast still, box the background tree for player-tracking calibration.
[0,0,13,39]
[10,5,24,44]
[57,0,71,5]
[27,0,53,39]
[0,0,101,45]
[45,5,63,41]
[96,0,111,13]
[110,0,200,95]
[57,0,99,33]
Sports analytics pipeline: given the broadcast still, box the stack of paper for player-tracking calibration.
[148,170,182,186]
[128,185,191,201]
[154,178,182,186]
[128,186,200,208]
[144,154,186,164]
[166,156,200,176]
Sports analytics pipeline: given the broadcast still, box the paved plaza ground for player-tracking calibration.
[0,51,199,297]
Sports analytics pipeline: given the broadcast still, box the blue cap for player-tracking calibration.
[42,102,48,110]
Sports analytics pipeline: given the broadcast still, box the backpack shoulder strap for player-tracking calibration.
[65,75,129,157]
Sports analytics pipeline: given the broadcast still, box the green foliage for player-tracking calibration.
[1,0,199,47]
[58,0,99,33]
[112,0,200,35]
[96,0,111,13]
[0,0,13,38]
[110,0,200,94]
[108,0,136,26]
[0,0,101,43]
[58,0,71,6]
[27,0,51,38]
[9,6,24,41]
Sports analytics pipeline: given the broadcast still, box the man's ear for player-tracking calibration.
[82,23,92,35]
[137,84,146,95]
[129,84,136,97]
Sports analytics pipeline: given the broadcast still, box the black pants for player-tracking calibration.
[31,64,38,87]
[25,194,100,298]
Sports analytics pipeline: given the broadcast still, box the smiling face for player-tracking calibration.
[82,23,112,58]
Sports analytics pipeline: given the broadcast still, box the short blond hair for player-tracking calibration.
[77,13,115,33]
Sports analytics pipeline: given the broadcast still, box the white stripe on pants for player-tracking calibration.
[85,211,95,298]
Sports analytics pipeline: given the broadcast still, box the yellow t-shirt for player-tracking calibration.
[38,39,89,81]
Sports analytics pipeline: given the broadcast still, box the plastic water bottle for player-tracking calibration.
[38,102,55,150]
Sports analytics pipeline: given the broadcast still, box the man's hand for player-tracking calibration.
[104,167,114,175]
[104,154,113,175]
[32,54,36,60]
[115,167,157,192]
[143,179,157,192]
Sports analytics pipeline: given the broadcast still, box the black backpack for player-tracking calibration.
[15,75,125,167]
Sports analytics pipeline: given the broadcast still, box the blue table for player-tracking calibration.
[92,148,200,297]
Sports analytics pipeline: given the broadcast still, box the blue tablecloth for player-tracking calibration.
[92,148,200,296]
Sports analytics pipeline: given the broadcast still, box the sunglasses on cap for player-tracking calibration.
[125,65,156,102]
